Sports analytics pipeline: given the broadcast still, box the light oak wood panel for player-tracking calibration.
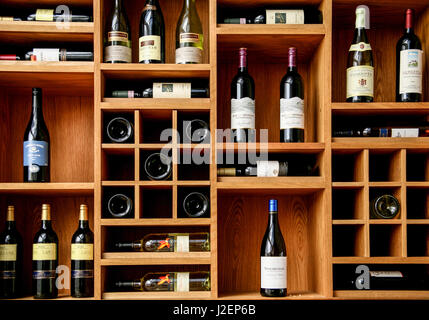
[101,98,211,110]
[1,0,93,7]
[217,24,325,35]
[103,291,212,300]
[332,102,429,115]
[334,290,429,299]
[332,257,429,264]
[217,0,322,7]
[0,183,94,195]
[0,61,94,73]
[332,138,429,150]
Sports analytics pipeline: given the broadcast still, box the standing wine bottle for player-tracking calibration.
[176,0,203,64]
[0,206,23,299]
[71,204,94,298]
[396,9,423,102]
[280,47,304,142]
[231,48,256,143]
[346,5,374,103]
[24,88,50,182]
[139,0,165,63]
[260,199,287,297]
[105,0,132,63]
[33,204,58,299]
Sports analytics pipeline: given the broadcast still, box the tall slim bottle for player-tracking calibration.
[260,199,287,297]
[0,206,23,298]
[176,0,203,64]
[231,48,255,143]
[33,204,58,299]
[23,88,50,182]
[280,47,304,143]
[396,9,423,102]
[346,5,374,103]
[139,0,165,64]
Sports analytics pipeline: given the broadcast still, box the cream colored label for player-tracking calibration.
[176,47,202,64]
[33,243,56,261]
[175,236,189,253]
[153,82,191,98]
[108,31,129,42]
[33,48,60,62]
[176,272,190,292]
[105,45,132,63]
[400,49,423,94]
[71,243,93,260]
[139,35,161,61]
[391,128,419,137]
[36,9,54,21]
[280,97,304,129]
[0,17,14,21]
[266,10,304,24]
[346,65,374,98]
[231,97,255,129]
[0,244,17,261]
[257,161,280,177]
[349,42,372,52]
[261,256,287,289]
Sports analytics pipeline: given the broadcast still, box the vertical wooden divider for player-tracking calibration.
[363,149,370,257]
[400,149,408,257]
[134,110,140,221]
[172,110,178,220]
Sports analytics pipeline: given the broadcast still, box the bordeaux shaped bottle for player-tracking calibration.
[396,9,423,102]
[280,47,304,143]
[71,204,94,298]
[231,48,255,143]
[139,0,165,63]
[24,88,50,182]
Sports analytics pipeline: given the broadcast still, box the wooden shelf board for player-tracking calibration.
[102,291,212,300]
[100,218,212,226]
[369,219,402,224]
[332,220,365,225]
[1,0,93,8]
[9,294,95,301]
[216,142,325,153]
[332,182,364,188]
[0,21,94,33]
[102,181,136,186]
[0,61,94,73]
[0,183,94,195]
[179,144,211,149]
[334,290,429,300]
[139,143,173,149]
[406,182,429,188]
[332,102,429,115]
[368,182,402,188]
[332,257,429,264]
[218,291,325,300]
[101,98,211,110]
[406,219,429,225]
[102,144,135,155]
[177,181,211,186]
[101,252,211,265]
[216,24,326,35]
[217,0,321,7]
[332,138,429,150]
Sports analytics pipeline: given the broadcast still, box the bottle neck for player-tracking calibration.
[115,242,142,250]
[184,0,196,9]
[288,53,297,72]
[268,211,279,227]
[238,54,248,73]
[41,220,52,230]
[115,0,122,10]
[405,11,414,33]
[354,27,368,43]
[6,221,15,231]
[32,92,42,121]
[79,220,89,229]
[116,281,142,289]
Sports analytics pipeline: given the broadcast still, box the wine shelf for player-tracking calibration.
[102,291,212,300]
[332,102,429,115]
[334,290,429,299]
[332,257,429,264]
[218,292,326,300]
[0,182,94,195]
[100,218,212,227]
[216,24,326,35]
[100,63,211,78]
[100,99,212,110]
[216,142,325,153]
[101,252,211,266]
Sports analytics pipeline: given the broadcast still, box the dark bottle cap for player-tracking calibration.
[33,87,42,95]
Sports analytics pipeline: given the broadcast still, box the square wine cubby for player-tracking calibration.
[407,151,429,182]
[332,225,365,257]
[140,149,173,181]
[406,188,429,219]
[177,186,210,219]
[332,151,364,182]
[407,225,429,257]
[102,148,135,181]
[370,225,402,257]
[369,151,401,182]
[102,112,135,144]
[140,186,173,219]
[178,147,210,181]
[332,188,364,220]
[102,186,135,219]
[369,187,402,220]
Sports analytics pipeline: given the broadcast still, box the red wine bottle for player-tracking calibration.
[0,54,21,60]
[25,49,93,61]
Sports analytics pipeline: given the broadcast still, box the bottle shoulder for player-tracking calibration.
[34,229,58,243]
[397,33,422,50]
[231,72,255,85]
[72,228,94,243]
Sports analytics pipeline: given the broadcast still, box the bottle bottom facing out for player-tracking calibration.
[260,288,287,297]
[396,93,421,102]
[281,129,304,143]
[346,96,374,103]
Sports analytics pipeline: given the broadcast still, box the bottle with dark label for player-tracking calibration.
[24,88,50,182]
[139,0,165,63]
[0,206,23,299]
[112,84,209,98]
[25,49,94,61]
[106,117,134,143]
[27,9,92,22]
[143,153,172,180]
[107,194,133,218]
[333,127,429,138]
[183,192,210,218]
[71,204,94,298]
[370,195,400,219]
[33,204,58,299]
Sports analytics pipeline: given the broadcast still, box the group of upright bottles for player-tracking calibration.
[105,0,203,64]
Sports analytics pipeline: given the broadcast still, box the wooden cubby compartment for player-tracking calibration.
[178,148,210,181]
[370,225,402,257]
[332,225,365,257]
[369,150,401,182]
[407,225,429,257]
[407,151,429,182]
[140,149,173,181]
[177,186,210,219]
[141,186,173,219]
[102,186,135,219]
[332,187,364,220]
[369,187,402,220]
[406,187,429,219]
[332,150,364,182]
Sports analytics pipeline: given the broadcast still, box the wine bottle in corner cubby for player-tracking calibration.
[106,193,134,218]
[396,9,423,102]
[106,117,134,143]
[0,206,23,299]
[139,0,165,64]
[370,194,400,219]
[333,126,429,138]
[27,9,92,22]
[24,88,50,183]
[346,5,374,103]
[143,152,172,181]
[112,83,209,98]
[105,0,132,63]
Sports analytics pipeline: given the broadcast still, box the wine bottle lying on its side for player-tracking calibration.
[112,83,209,98]
[0,17,22,21]
[0,54,21,60]
[222,8,322,24]
[370,194,400,219]
[333,127,429,138]
[27,10,92,22]
[106,194,133,218]
[105,117,134,143]
[25,49,94,61]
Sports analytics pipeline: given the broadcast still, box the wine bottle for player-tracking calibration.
[105,0,132,63]
[71,204,94,298]
[0,54,21,60]
[27,10,92,22]
[218,160,316,177]
[346,5,374,103]
[112,84,209,98]
[176,0,203,64]
[0,17,22,21]
[143,152,172,180]
[370,195,400,219]
[223,17,262,24]
[107,194,133,218]
[116,271,210,291]
[0,206,23,299]
[25,49,94,61]
[24,88,50,183]
[33,204,58,299]
[106,117,134,143]
[139,0,165,64]
[222,8,322,24]
[260,199,287,297]
[333,127,429,138]
[183,192,209,218]
[231,48,256,143]
[115,232,210,252]
[280,47,304,143]
[396,9,423,102]
[183,119,210,143]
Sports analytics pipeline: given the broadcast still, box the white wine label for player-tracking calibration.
[391,128,419,137]
[179,33,201,44]
[346,65,374,98]
[71,243,93,260]
[370,271,403,278]
[176,272,190,292]
[33,243,56,261]
[176,47,203,64]
[266,10,304,24]
[32,48,59,62]
[261,256,287,289]
[231,97,255,129]
[280,97,304,129]
[105,45,132,63]
[139,35,161,62]
[256,161,280,177]
[400,49,423,94]
[153,82,191,98]
[349,42,372,52]
[35,9,54,21]
[108,31,129,42]
[0,244,17,261]
[175,235,190,253]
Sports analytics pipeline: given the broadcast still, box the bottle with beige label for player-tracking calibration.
[33,204,58,299]
[71,204,94,298]
[139,0,165,63]
[0,206,23,298]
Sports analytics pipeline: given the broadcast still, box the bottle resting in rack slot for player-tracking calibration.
[346,5,374,103]
[143,152,172,180]
[115,232,210,252]
[396,9,423,102]
[0,17,22,21]
[183,119,210,143]
[0,206,23,299]
[0,54,21,60]
[112,83,209,98]
[116,271,211,291]
[370,194,400,219]
[107,194,133,218]
[27,9,92,22]
[333,126,429,138]
[183,192,210,218]
[106,117,134,143]
[223,7,322,24]
[25,49,94,61]
[24,88,50,183]
[139,0,165,63]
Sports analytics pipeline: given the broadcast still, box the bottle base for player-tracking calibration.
[260,289,287,297]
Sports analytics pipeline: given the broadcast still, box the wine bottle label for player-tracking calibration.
[179,33,201,44]
[139,35,161,62]
[0,270,16,279]
[346,66,374,98]
[153,82,191,98]
[260,256,287,289]
[0,17,14,21]
[35,9,54,21]
[280,97,304,129]
[175,235,190,253]
[266,10,304,24]
[71,270,94,279]
[33,243,56,261]
[23,141,49,170]
[176,47,203,64]
[32,48,60,62]
[0,244,17,261]
[231,97,255,129]
[370,271,403,278]
[256,161,280,177]
[71,243,94,260]
[391,128,419,137]
[400,49,423,94]
[175,272,190,292]
[108,31,129,42]
[33,270,56,279]
[105,45,132,63]
[349,42,372,52]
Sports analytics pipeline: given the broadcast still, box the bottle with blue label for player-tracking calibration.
[23,88,50,182]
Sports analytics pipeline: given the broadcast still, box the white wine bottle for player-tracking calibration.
[175,0,203,64]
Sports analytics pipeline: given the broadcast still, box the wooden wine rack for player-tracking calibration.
[0,0,429,300]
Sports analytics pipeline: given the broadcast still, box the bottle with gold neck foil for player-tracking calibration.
[0,206,23,298]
